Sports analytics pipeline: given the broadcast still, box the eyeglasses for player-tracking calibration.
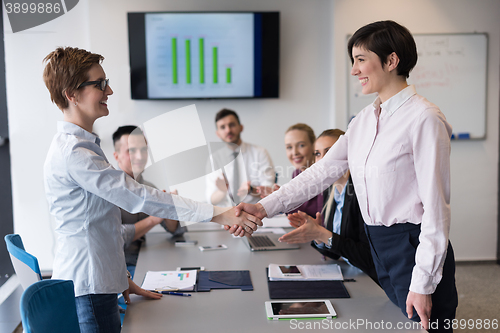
[78,78,109,91]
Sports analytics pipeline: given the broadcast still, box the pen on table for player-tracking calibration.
[343,278,356,282]
[156,291,192,296]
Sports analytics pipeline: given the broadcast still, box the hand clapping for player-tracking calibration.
[278,211,326,244]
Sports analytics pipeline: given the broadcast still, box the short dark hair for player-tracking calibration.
[318,129,345,140]
[347,20,417,79]
[112,125,144,148]
[215,108,240,125]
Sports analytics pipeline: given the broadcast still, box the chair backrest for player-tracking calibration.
[20,279,81,333]
[4,234,42,290]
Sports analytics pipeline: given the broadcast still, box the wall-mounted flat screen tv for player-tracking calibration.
[128,12,279,100]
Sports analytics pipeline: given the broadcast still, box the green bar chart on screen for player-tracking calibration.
[171,38,178,84]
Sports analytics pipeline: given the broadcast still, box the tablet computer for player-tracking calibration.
[265,300,337,320]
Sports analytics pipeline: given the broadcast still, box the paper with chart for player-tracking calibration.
[141,270,197,291]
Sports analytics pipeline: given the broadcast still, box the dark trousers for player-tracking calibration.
[365,223,458,332]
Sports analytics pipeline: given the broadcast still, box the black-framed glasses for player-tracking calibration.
[78,78,109,91]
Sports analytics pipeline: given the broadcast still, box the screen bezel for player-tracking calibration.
[128,11,279,100]
[265,300,337,319]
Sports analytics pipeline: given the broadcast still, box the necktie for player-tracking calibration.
[232,151,240,204]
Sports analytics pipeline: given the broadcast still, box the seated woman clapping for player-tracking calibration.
[278,129,379,284]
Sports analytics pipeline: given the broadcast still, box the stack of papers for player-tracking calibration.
[268,264,343,281]
[262,214,291,228]
[141,270,197,291]
[254,227,286,234]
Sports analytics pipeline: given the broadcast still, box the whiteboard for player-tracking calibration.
[347,33,488,139]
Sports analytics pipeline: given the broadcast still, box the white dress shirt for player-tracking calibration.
[261,85,452,295]
[205,141,275,207]
[44,121,213,296]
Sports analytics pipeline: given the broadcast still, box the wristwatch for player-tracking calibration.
[126,271,132,279]
[326,235,333,249]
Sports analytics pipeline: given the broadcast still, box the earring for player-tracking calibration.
[74,102,78,106]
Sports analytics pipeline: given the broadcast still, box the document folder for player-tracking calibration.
[196,270,253,291]
[266,269,350,299]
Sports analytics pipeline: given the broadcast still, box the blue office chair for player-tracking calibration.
[4,234,42,290]
[20,279,81,333]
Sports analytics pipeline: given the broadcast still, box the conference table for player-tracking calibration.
[122,227,425,332]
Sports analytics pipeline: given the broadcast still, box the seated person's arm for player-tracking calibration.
[160,218,186,236]
[255,150,278,198]
[210,177,228,205]
[158,189,186,236]
[132,215,164,241]
[256,184,280,198]
[236,181,264,198]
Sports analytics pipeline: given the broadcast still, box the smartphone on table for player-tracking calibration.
[279,265,302,276]
[199,244,228,251]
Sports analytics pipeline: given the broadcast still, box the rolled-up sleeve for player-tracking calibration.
[67,144,213,223]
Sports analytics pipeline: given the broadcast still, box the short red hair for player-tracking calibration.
[43,47,104,110]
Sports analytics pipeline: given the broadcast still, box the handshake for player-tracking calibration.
[211,203,268,237]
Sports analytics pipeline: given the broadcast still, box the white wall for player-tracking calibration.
[4,0,91,271]
[4,0,499,270]
[4,0,334,270]
[332,0,500,261]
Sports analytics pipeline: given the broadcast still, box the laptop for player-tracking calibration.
[244,233,300,251]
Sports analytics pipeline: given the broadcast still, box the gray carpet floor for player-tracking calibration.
[455,262,500,333]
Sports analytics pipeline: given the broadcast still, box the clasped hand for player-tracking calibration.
[223,203,268,236]
[212,206,263,237]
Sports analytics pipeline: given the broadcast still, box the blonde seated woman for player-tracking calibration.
[258,123,322,218]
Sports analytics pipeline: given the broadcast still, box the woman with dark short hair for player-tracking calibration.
[232,21,457,332]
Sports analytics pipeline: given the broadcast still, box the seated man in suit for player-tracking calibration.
[278,129,379,284]
[206,109,275,207]
[113,126,186,276]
